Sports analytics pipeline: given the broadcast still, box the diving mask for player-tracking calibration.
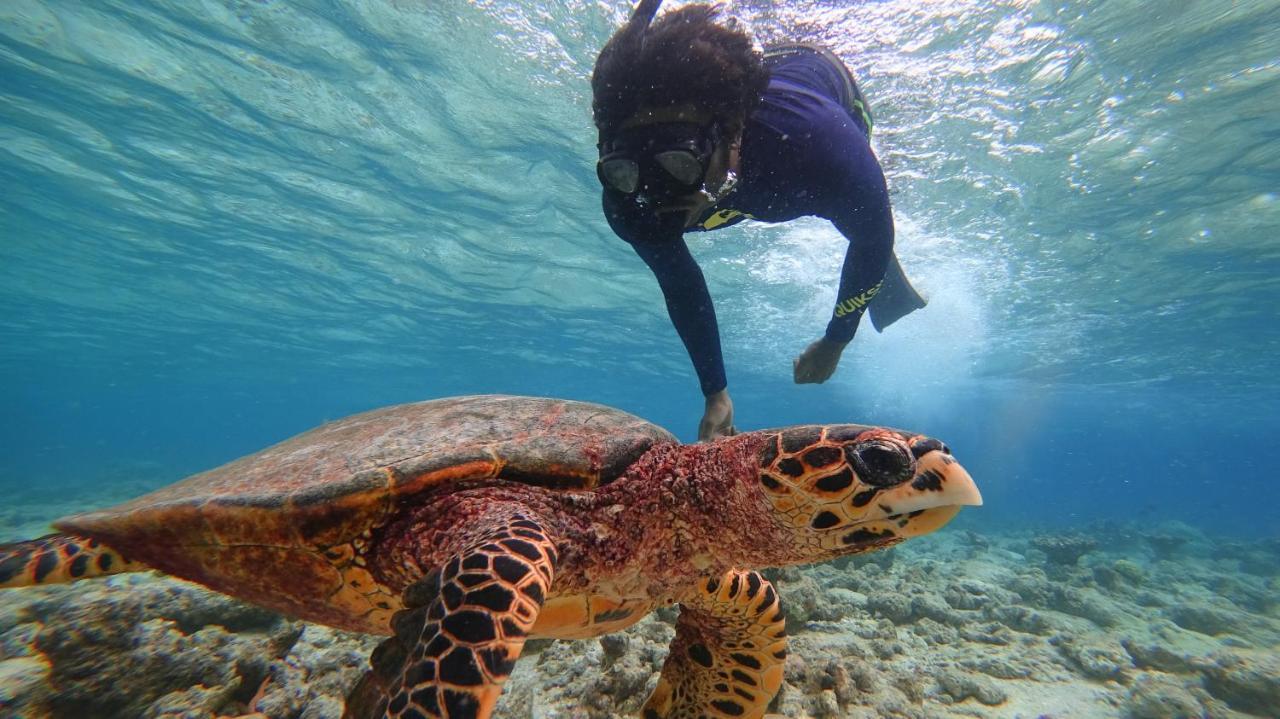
[597,122,722,201]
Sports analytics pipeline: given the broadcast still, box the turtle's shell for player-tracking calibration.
[56,395,675,630]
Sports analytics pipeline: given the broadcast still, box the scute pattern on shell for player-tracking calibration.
[47,396,675,632]
[61,395,674,535]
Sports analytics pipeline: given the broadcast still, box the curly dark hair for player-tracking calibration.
[592,2,768,139]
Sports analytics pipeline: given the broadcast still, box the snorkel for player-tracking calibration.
[622,0,663,43]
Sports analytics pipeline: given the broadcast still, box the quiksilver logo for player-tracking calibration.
[833,280,883,318]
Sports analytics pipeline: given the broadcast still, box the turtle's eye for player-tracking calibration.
[844,439,915,488]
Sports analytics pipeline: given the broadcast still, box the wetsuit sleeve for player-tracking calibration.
[603,192,728,396]
[821,142,894,344]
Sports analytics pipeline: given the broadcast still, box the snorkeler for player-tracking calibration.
[593,0,926,441]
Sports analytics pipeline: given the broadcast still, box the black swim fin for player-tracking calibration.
[868,252,927,332]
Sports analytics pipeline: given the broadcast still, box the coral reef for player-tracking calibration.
[1030,533,1099,568]
[1123,674,1205,719]
[1199,649,1280,715]
[2,575,304,718]
[1,523,1277,718]
[1145,529,1193,561]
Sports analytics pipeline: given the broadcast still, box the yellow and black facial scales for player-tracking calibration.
[754,425,978,563]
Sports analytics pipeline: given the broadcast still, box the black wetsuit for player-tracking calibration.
[603,48,895,396]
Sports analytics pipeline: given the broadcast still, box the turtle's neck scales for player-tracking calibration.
[369,433,793,599]
[558,433,792,594]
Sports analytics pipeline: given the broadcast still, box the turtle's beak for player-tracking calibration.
[848,450,982,542]
[904,450,982,510]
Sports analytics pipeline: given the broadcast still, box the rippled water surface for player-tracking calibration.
[2,0,1278,532]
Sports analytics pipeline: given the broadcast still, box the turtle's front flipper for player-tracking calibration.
[644,569,787,719]
[344,512,557,719]
[0,533,142,588]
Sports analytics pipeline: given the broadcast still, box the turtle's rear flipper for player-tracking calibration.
[0,532,143,588]
[344,510,557,719]
[644,569,787,719]
[868,252,927,332]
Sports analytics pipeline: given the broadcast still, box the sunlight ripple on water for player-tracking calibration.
[1,0,1277,393]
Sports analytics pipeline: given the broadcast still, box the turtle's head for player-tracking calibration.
[753,425,981,561]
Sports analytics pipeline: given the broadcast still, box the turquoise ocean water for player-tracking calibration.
[1,0,1277,543]
[2,3,1280,718]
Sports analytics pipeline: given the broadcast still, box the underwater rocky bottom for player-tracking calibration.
[1,517,1277,719]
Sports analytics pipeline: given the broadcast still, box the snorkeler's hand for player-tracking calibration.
[698,389,737,442]
[793,338,848,384]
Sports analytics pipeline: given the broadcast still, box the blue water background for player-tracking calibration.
[2,0,1277,536]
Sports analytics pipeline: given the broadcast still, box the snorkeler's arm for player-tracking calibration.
[820,145,895,344]
[604,192,728,397]
[627,237,728,397]
[793,188,892,384]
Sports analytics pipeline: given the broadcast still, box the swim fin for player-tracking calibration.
[868,252,927,332]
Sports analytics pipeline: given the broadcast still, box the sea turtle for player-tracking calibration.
[0,394,980,719]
